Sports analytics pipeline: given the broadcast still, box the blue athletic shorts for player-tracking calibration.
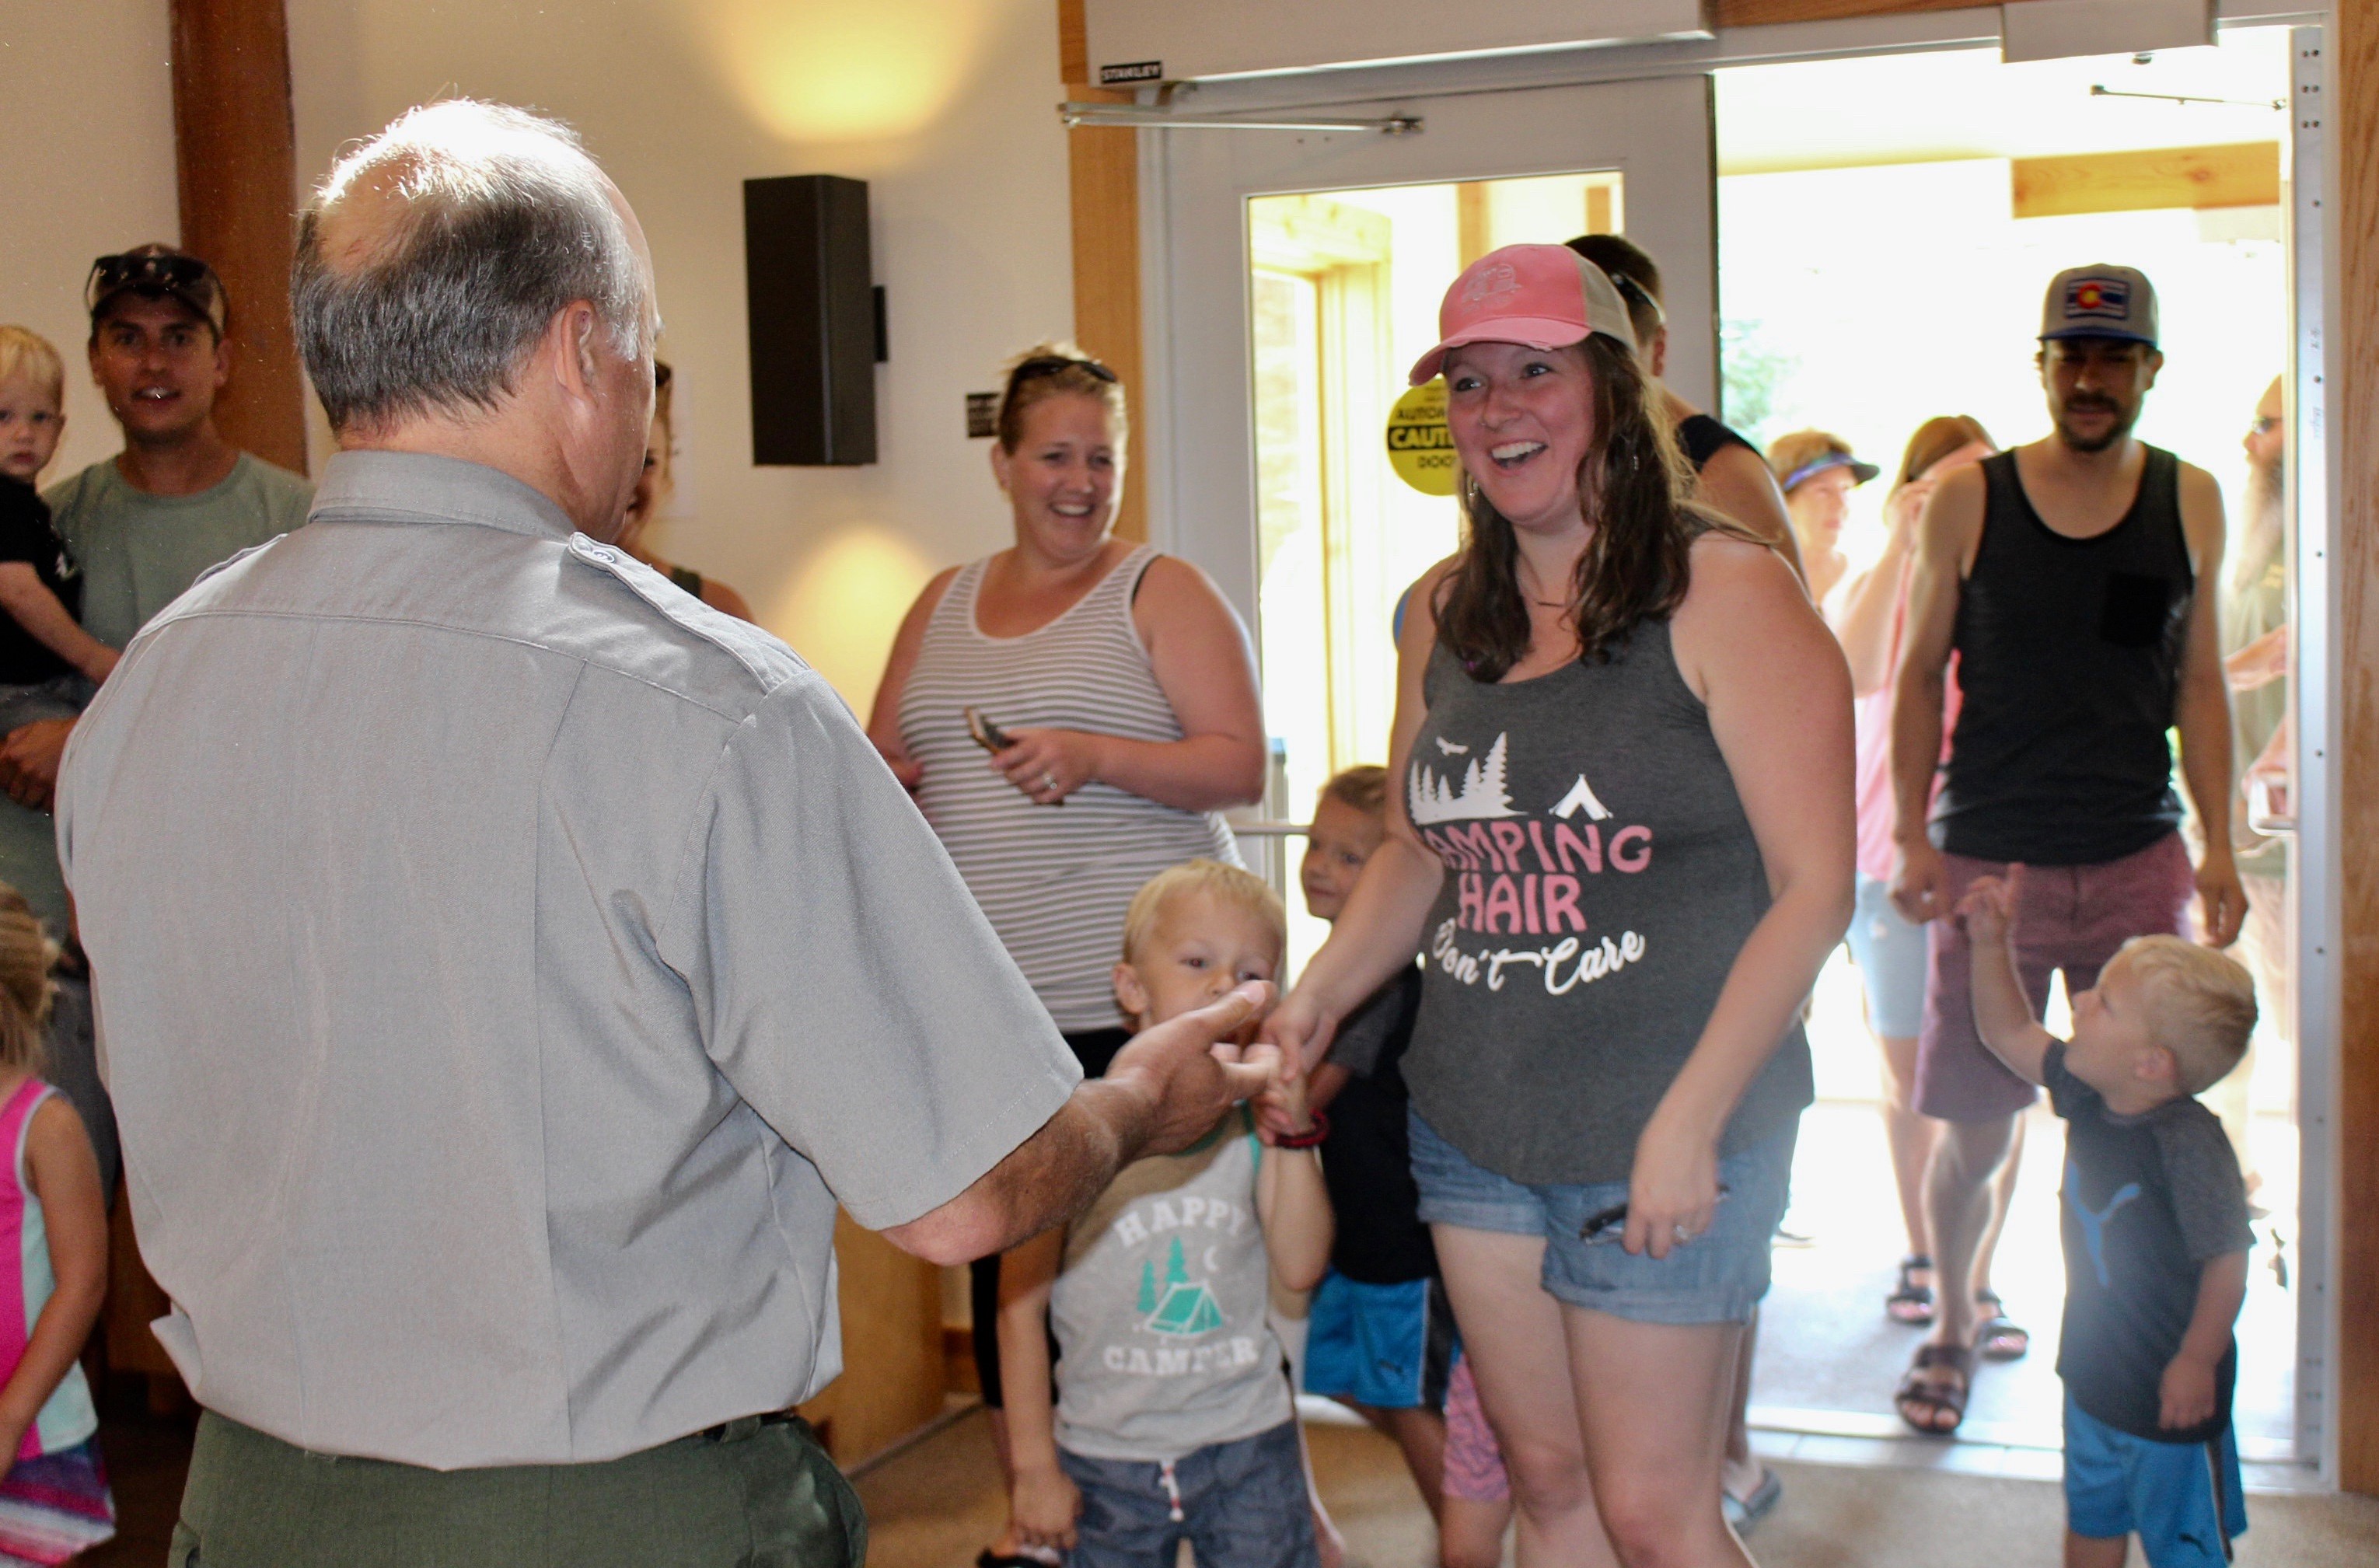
[2063,1392,2246,1566]
[1408,1108,1795,1325]
[1302,1272,1454,1410]
[1845,872,1929,1040]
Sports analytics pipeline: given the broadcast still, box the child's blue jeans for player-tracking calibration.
[1058,1420,1317,1568]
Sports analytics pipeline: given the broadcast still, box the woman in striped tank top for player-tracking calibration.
[868,346,1263,1558]
[0,887,111,1566]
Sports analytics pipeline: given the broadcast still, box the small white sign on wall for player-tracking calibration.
[1083,0,1712,86]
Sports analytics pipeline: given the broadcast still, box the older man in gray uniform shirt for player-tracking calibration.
[55,101,1275,1566]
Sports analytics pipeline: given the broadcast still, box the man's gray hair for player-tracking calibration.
[293,100,651,432]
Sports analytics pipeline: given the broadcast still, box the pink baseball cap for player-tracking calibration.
[1408,243,1638,386]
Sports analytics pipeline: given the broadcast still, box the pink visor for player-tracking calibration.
[1408,244,1639,386]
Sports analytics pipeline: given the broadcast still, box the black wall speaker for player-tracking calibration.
[744,174,878,466]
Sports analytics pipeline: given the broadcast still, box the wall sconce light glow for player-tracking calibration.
[766,524,935,711]
[704,0,995,144]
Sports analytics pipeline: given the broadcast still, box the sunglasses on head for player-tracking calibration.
[1608,271,1665,327]
[86,251,220,308]
[1011,354,1117,387]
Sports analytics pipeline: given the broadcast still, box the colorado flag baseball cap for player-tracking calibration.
[1410,244,1637,386]
[2040,265,2158,347]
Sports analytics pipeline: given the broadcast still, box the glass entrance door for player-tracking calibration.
[1149,75,1716,963]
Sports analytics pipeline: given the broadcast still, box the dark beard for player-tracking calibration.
[2054,402,2136,453]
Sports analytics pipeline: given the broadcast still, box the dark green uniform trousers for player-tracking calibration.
[170,1410,865,1567]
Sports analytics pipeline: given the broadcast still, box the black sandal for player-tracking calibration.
[1885,1254,1935,1325]
[1895,1343,1973,1435]
[1973,1290,2030,1361]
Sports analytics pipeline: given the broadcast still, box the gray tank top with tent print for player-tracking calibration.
[1050,1112,1291,1461]
[1401,624,1812,1187]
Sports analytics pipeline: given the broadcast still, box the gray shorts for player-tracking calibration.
[1844,872,1929,1040]
[1059,1420,1316,1568]
[1410,1109,1795,1325]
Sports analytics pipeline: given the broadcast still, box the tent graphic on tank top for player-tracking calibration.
[1137,1237,1227,1336]
[1410,732,1520,824]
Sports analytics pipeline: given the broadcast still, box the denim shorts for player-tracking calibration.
[1844,872,1929,1040]
[1058,1420,1316,1568]
[1409,1109,1796,1325]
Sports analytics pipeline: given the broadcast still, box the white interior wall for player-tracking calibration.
[0,0,180,484]
[283,0,1074,711]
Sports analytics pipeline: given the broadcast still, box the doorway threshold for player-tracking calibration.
[1748,1404,2318,1494]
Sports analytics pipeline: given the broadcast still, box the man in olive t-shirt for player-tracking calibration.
[0,246,310,931]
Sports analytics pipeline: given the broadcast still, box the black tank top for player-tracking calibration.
[1401,628,1811,1186]
[1937,447,2191,864]
[1677,414,1756,472]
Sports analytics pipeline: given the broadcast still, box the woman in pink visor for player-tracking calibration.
[1267,246,1853,1566]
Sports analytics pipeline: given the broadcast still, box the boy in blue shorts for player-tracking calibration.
[1292,769,1460,1535]
[1958,869,2255,1567]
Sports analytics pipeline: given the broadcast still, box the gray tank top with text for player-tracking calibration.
[1402,626,1811,1186]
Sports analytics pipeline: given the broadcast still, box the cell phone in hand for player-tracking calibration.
[964,706,1015,753]
[1578,1183,1733,1245]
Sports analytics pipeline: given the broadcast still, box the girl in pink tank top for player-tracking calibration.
[0,887,112,1565]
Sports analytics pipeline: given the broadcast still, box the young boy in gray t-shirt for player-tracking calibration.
[997,861,1332,1568]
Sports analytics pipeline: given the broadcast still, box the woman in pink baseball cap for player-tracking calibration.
[1267,246,1853,1566]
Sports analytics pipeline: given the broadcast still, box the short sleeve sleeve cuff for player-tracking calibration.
[668,672,1082,1231]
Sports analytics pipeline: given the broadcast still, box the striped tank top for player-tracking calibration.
[0,1077,96,1458]
[898,545,1239,1031]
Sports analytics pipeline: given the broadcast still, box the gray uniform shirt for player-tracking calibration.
[56,451,1080,1469]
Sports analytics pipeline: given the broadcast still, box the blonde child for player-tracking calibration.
[1001,860,1331,1568]
[0,885,112,1566]
[0,329,117,733]
[1958,869,2254,1568]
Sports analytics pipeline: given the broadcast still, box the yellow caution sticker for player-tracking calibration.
[1385,380,1459,496]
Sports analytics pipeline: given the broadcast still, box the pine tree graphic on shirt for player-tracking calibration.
[1409,732,1519,824]
[1141,1236,1226,1336]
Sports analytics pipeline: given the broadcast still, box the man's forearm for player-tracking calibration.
[1890,666,1945,845]
[2178,674,2238,850]
[884,1079,1152,1265]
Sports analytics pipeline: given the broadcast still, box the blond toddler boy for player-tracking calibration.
[1959,869,2255,1568]
[999,860,1331,1568]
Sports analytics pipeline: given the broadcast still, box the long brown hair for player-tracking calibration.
[0,887,56,1076]
[1433,334,1701,679]
[1892,414,1995,491]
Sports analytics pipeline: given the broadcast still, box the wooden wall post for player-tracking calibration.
[1059,0,1148,543]
[169,0,309,474]
[2331,0,2377,1496]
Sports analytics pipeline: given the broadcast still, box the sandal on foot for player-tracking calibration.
[1885,1254,1936,1325]
[1972,1290,2030,1361]
[1895,1343,1974,1435]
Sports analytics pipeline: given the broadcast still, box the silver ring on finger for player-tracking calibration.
[1041,771,1060,791]
[1672,1223,1693,1244]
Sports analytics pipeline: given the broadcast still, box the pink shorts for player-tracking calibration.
[1916,831,2194,1123]
[1441,1353,1510,1504]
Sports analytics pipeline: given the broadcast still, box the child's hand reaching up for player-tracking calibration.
[1957,866,2023,947]
[1256,1061,1314,1147]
